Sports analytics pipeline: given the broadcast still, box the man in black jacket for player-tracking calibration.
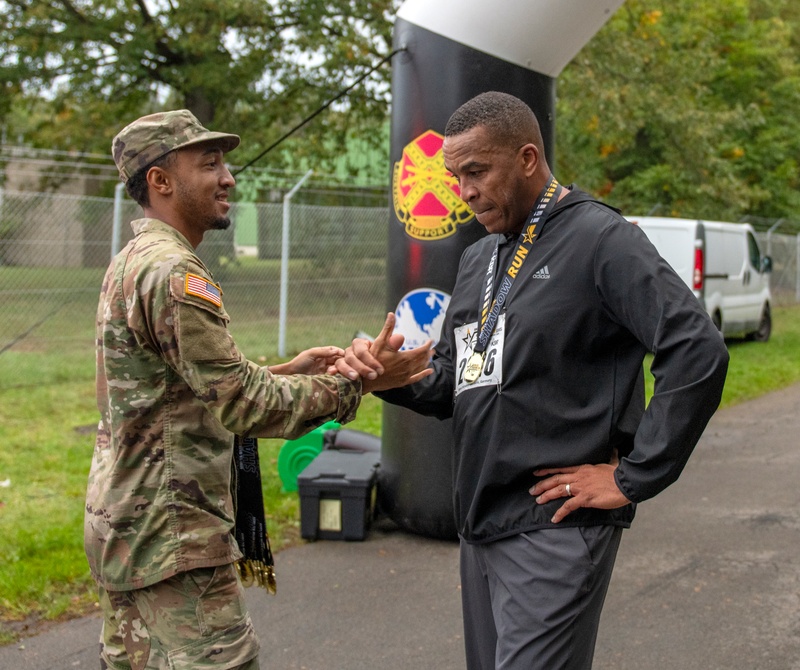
[339,91,729,669]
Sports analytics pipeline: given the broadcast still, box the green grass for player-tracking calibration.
[0,384,99,641]
[0,257,388,376]
[0,360,385,644]
[1,305,800,644]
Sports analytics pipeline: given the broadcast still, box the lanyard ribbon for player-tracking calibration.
[474,176,562,355]
[233,435,277,594]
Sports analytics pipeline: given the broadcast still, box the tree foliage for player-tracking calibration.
[2,0,799,219]
[557,0,800,221]
[0,0,399,177]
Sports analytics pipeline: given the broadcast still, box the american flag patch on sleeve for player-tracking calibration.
[185,273,222,307]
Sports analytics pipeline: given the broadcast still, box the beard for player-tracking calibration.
[173,177,232,233]
[211,216,232,230]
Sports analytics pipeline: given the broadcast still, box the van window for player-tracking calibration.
[747,232,761,270]
[723,232,744,276]
[706,230,744,277]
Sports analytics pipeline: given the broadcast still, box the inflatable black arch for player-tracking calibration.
[381,0,624,539]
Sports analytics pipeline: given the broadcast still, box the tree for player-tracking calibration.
[0,0,399,177]
[556,0,800,221]
[5,0,800,218]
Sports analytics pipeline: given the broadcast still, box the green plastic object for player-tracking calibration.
[277,421,341,492]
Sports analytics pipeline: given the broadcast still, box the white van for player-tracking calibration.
[631,216,773,341]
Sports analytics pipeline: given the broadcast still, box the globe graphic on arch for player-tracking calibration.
[393,288,451,351]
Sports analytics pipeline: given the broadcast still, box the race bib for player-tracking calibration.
[454,314,505,395]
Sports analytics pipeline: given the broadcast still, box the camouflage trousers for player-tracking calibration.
[97,563,260,670]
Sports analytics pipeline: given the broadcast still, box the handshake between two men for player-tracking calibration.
[332,312,434,394]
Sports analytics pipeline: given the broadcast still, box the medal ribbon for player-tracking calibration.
[474,175,562,355]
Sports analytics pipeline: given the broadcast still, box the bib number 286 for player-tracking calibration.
[454,315,504,395]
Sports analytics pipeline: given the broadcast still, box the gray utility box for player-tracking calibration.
[298,449,379,541]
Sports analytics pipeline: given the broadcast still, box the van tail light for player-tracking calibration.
[693,248,704,291]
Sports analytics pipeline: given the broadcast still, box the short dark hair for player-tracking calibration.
[125,151,177,207]
[445,91,544,152]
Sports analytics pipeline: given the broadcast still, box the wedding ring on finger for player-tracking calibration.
[565,483,572,497]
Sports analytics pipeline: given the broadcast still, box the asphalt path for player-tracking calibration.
[2,383,799,669]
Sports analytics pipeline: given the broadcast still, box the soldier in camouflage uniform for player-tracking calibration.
[86,110,433,669]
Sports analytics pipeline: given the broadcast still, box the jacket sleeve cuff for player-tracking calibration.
[334,374,363,425]
[614,466,646,504]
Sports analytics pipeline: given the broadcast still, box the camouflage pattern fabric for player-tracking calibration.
[112,110,240,183]
[85,217,362,591]
[98,564,260,669]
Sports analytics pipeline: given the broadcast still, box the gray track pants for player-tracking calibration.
[459,525,622,670]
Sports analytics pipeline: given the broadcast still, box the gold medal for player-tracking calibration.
[464,351,484,384]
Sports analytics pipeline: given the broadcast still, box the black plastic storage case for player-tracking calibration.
[298,449,380,541]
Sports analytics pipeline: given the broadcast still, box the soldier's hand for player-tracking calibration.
[269,346,345,375]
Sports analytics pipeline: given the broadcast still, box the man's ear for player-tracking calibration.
[520,143,539,177]
[146,166,173,196]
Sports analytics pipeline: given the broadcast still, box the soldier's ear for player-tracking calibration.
[146,165,173,196]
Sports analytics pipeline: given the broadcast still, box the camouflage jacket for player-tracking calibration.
[85,218,361,590]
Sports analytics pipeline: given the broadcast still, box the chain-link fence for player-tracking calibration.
[745,216,800,308]
[0,187,390,390]
[756,231,798,306]
[1,186,799,391]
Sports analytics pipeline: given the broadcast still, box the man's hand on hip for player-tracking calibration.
[529,463,631,523]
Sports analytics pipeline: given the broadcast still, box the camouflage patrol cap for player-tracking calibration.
[112,109,240,183]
